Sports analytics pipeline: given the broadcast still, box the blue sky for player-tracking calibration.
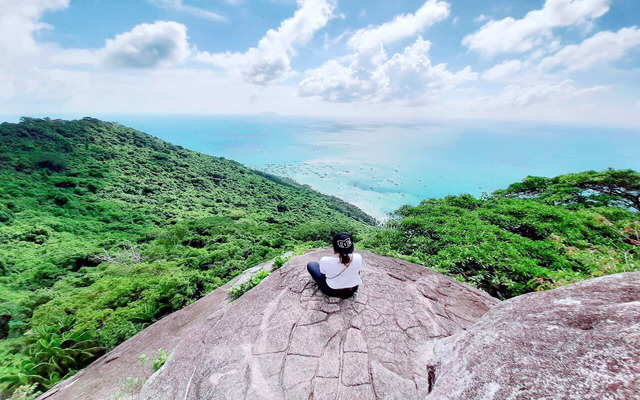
[1,0,640,125]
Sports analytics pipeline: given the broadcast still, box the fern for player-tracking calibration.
[2,316,104,393]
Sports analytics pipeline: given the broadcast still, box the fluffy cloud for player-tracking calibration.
[377,38,477,101]
[472,79,610,108]
[347,0,450,51]
[482,60,524,81]
[0,0,69,61]
[147,0,225,22]
[0,0,88,101]
[299,1,476,103]
[539,26,640,71]
[196,0,336,85]
[463,0,611,57]
[101,21,191,69]
[297,61,369,102]
[299,37,477,103]
[1,0,639,125]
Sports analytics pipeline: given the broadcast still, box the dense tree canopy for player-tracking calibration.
[363,193,638,299]
[495,169,640,212]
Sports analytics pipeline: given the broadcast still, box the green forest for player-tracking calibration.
[1,118,638,398]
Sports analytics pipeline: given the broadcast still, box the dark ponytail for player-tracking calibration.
[339,253,352,265]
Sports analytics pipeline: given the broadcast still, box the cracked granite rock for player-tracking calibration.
[38,250,639,400]
[39,249,497,400]
[426,272,640,400]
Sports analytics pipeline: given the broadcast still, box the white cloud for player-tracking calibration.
[482,60,524,81]
[322,31,349,51]
[539,26,640,71]
[0,0,96,70]
[298,60,369,102]
[463,0,611,57]
[1,0,639,126]
[298,1,476,104]
[147,0,225,21]
[473,14,488,23]
[196,0,336,85]
[0,67,86,101]
[472,79,610,108]
[347,0,450,52]
[380,38,477,101]
[299,36,476,103]
[0,0,69,61]
[342,0,451,77]
[0,0,91,102]
[101,21,191,69]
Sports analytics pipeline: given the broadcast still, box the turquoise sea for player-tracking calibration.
[8,115,640,220]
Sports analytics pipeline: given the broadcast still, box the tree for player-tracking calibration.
[496,169,640,212]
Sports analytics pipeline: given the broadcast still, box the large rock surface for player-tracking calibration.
[39,249,498,399]
[427,272,640,400]
[40,249,638,400]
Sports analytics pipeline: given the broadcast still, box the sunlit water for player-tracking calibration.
[16,115,640,221]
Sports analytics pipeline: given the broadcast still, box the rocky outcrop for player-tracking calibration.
[427,272,640,400]
[38,249,498,399]
[39,249,638,400]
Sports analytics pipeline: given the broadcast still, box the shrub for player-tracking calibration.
[49,193,71,207]
[0,206,12,223]
[2,316,103,393]
[152,348,170,372]
[18,227,51,244]
[273,255,291,270]
[31,154,68,173]
[273,257,285,270]
[227,270,270,300]
[8,383,39,400]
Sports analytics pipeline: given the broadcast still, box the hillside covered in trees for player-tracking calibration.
[0,118,638,398]
[363,180,639,299]
[0,118,374,397]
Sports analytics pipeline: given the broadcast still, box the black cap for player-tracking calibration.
[332,232,354,255]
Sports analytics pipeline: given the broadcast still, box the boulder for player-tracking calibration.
[427,272,640,400]
[39,249,498,399]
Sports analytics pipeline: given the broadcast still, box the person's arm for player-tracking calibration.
[319,257,329,275]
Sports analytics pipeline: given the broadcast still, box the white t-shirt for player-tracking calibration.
[320,253,363,289]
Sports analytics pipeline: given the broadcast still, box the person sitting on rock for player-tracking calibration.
[306,232,362,298]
